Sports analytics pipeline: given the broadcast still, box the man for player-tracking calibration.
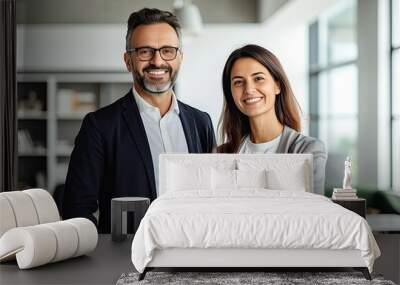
[62,8,216,233]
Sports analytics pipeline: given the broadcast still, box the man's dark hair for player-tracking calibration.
[125,8,181,51]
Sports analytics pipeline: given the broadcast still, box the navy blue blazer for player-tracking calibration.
[62,89,216,233]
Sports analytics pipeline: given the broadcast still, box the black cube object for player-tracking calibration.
[111,197,150,242]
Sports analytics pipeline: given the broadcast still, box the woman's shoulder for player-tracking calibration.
[283,126,326,154]
[296,134,326,153]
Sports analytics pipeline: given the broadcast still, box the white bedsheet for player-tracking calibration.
[131,190,380,273]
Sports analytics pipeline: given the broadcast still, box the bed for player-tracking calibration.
[131,154,380,280]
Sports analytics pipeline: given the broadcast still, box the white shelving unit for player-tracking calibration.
[17,72,132,193]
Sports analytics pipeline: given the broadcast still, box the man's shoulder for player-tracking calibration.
[177,100,210,122]
[82,91,131,131]
[90,92,130,120]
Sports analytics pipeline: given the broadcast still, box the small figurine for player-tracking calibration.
[342,156,352,190]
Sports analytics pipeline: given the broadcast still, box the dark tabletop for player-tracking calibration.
[0,235,134,285]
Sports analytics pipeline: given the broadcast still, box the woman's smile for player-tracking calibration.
[242,96,264,104]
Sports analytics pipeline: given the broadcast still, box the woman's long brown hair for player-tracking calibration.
[218,44,301,153]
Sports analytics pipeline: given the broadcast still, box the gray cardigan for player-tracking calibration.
[275,126,327,195]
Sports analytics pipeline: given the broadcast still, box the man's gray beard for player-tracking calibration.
[143,80,172,94]
[133,70,178,95]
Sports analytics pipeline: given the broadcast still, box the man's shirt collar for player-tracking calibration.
[132,85,180,117]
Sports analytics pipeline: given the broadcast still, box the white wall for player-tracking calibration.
[17,24,126,71]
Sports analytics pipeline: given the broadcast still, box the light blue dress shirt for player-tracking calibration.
[132,87,188,196]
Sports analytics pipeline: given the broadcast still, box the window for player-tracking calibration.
[391,0,400,190]
[309,0,358,190]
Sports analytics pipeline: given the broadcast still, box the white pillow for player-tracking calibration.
[167,162,211,191]
[237,158,309,192]
[211,169,268,190]
[236,169,268,189]
[266,168,306,191]
[211,168,236,190]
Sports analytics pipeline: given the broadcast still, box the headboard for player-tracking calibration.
[159,154,313,195]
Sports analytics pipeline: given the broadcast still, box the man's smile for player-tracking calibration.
[145,69,169,79]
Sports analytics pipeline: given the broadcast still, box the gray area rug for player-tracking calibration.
[116,272,396,285]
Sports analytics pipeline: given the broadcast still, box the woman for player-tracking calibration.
[218,44,327,195]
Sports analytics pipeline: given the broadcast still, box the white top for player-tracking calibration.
[132,87,188,196]
[238,134,282,154]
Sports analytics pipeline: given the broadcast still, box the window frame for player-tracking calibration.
[308,23,358,134]
[308,0,359,189]
[390,0,400,190]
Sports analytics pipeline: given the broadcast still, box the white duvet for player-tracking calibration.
[131,190,380,273]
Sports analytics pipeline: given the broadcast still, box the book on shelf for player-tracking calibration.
[18,110,46,118]
[18,130,46,155]
[57,89,96,117]
[18,90,44,115]
[18,129,34,153]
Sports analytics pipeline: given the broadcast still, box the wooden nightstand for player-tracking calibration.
[331,198,366,218]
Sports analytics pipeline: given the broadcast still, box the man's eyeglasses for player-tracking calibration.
[127,46,180,61]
